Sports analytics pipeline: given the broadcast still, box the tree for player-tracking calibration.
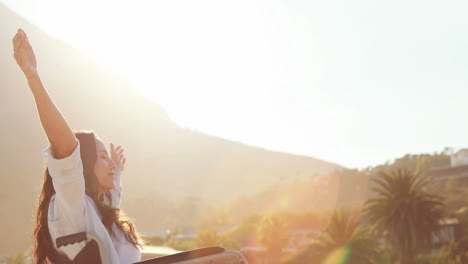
[433,239,468,264]
[257,214,289,264]
[5,253,27,264]
[195,230,239,250]
[286,210,381,264]
[365,169,445,264]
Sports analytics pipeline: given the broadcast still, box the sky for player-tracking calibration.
[3,0,468,168]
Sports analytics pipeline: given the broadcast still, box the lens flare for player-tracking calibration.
[322,246,351,264]
[279,195,290,208]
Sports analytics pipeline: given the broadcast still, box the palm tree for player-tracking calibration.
[257,214,289,264]
[365,169,445,264]
[196,230,225,247]
[195,230,239,250]
[286,210,381,264]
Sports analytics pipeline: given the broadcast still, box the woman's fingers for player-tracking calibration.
[13,35,22,56]
[14,41,25,65]
[12,35,18,52]
[14,30,25,49]
[110,143,126,170]
[115,146,124,155]
[13,29,29,57]
[110,143,119,161]
[13,30,30,68]
[21,29,28,39]
[12,30,21,44]
[15,39,25,60]
[12,29,38,80]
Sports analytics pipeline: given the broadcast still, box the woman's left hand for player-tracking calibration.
[110,143,126,171]
[12,29,38,80]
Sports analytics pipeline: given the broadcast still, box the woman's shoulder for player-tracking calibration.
[42,141,83,183]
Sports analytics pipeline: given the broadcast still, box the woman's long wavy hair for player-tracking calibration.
[33,131,142,264]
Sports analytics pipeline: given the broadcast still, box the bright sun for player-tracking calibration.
[14,0,348,165]
[35,0,292,136]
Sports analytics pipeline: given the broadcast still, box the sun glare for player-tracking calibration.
[34,0,296,138]
[13,0,354,165]
[322,247,351,264]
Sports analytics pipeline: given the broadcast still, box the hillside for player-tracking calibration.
[0,3,342,254]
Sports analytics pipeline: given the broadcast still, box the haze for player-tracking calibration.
[3,0,468,168]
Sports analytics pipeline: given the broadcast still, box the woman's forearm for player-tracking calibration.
[28,73,77,159]
[13,29,77,158]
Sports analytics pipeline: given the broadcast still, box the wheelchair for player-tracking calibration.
[56,232,248,264]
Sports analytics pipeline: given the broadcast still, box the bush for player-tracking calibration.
[196,230,240,251]
[166,239,196,251]
[141,235,165,246]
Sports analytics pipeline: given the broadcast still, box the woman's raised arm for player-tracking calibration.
[13,29,77,158]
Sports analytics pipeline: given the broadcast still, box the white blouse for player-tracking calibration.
[43,141,141,264]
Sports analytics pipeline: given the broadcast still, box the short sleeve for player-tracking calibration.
[43,140,86,230]
[43,140,82,184]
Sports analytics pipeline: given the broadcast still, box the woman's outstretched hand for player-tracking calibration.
[12,29,38,79]
[110,143,126,172]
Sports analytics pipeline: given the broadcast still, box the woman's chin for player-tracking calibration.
[99,183,115,192]
[106,183,115,191]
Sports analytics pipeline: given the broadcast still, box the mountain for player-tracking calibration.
[0,3,343,254]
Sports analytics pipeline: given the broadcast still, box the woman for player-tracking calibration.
[12,29,142,264]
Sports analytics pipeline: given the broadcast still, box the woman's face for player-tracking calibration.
[94,138,116,192]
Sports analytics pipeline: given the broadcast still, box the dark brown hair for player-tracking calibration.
[33,131,142,264]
